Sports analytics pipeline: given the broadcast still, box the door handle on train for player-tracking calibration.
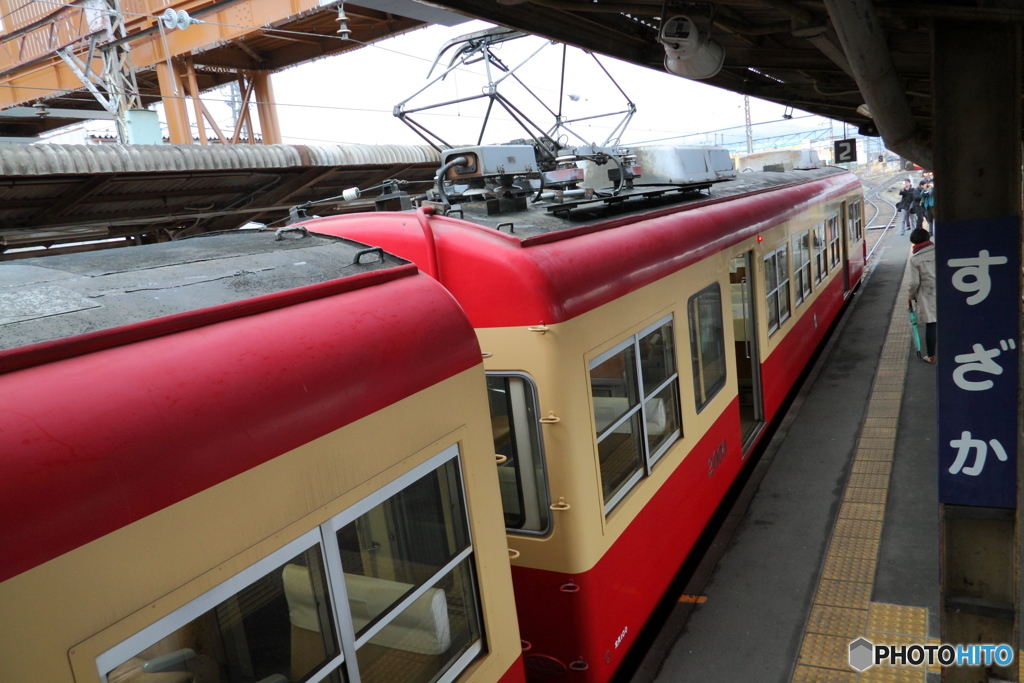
[550,497,570,511]
[508,548,521,559]
[528,324,550,334]
[539,412,560,424]
[495,454,508,464]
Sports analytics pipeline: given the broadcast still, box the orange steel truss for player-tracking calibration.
[0,0,328,143]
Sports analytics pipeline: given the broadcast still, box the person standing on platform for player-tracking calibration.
[915,180,932,230]
[898,179,916,234]
[908,228,937,363]
[921,180,935,231]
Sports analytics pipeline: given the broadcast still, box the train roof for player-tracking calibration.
[447,166,849,241]
[305,168,861,328]
[0,229,406,352]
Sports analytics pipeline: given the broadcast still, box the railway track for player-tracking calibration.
[861,171,906,262]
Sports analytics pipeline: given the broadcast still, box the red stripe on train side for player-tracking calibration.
[0,274,480,583]
[304,174,860,328]
[497,654,527,683]
[759,273,849,421]
[512,401,744,682]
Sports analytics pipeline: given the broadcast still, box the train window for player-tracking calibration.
[764,245,791,335]
[639,320,682,463]
[591,341,645,510]
[99,532,344,683]
[688,283,727,412]
[813,223,827,283]
[336,458,470,636]
[99,447,484,683]
[486,373,551,535]
[590,316,682,513]
[828,216,841,268]
[848,201,864,242]
[793,232,813,306]
[353,556,481,683]
[332,450,483,683]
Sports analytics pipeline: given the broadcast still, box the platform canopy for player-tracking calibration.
[410,0,1008,170]
[0,143,440,257]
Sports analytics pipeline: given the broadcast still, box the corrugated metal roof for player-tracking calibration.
[0,143,442,176]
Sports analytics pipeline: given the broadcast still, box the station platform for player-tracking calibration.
[628,227,957,683]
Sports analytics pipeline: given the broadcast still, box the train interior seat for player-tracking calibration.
[342,574,451,655]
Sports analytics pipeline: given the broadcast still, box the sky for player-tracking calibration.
[212,19,848,152]
[46,18,864,153]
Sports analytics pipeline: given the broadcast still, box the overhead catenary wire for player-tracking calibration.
[1,79,794,143]
[0,0,836,146]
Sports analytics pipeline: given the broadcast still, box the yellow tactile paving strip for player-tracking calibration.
[787,261,1024,682]
[790,261,927,682]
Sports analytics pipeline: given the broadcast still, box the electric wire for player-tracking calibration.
[0,1,835,146]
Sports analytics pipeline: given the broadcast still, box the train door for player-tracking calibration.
[729,252,764,449]
[840,202,851,294]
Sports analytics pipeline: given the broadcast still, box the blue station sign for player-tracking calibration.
[936,216,1020,508]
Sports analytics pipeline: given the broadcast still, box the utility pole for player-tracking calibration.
[744,95,753,153]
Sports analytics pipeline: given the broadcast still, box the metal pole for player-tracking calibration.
[253,72,282,145]
[155,61,191,144]
[744,95,753,153]
[933,20,1021,683]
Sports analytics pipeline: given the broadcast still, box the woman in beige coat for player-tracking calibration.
[908,228,937,362]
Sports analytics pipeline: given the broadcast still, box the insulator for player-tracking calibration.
[336,4,351,38]
[342,187,361,201]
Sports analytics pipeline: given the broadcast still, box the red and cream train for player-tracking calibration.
[0,232,524,683]
[0,153,863,683]
[306,161,865,681]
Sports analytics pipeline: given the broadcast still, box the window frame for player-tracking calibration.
[590,314,683,515]
[98,444,484,683]
[486,371,553,537]
[793,231,812,307]
[96,528,345,683]
[321,444,481,683]
[764,244,791,336]
[688,282,728,413]
[828,215,841,268]
[848,201,864,243]
[813,222,828,283]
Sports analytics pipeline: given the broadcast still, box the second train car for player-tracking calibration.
[302,149,865,682]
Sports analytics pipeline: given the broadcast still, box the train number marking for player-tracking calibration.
[614,626,628,649]
[707,439,728,478]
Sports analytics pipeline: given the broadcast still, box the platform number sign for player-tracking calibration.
[834,139,857,163]
[937,216,1021,508]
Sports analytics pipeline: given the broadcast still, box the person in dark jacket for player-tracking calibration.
[915,180,932,230]
[898,179,916,234]
[921,180,935,231]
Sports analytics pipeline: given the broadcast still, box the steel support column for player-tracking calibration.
[156,60,192,144]
[933,21,1021,683]
[253,71,282,145]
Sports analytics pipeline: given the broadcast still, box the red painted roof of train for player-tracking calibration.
[0,271,480,583]
[304,171,859,328]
